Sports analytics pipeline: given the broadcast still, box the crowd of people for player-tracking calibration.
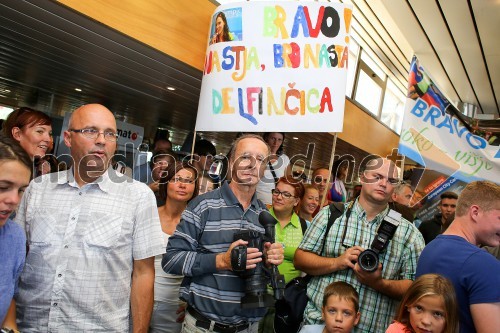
[0,104,499,333]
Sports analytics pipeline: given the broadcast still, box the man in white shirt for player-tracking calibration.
[15,104,164,332]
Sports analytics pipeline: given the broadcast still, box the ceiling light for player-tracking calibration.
[75,88,82,92]
[166,86,176,91]
[293,137,299,140]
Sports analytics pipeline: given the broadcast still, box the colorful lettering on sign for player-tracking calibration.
[212,85,334,125]
[204,46,261,81]
[455,150,493,176]
[273,43,348,69]
[263,5,342,39]
[410,99,488,150]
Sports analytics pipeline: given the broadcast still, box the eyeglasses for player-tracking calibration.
[69,128,119,142]
[364,172,401,186]
[271,189,296,199]
[313,176,330,184]
[170,177,195,184]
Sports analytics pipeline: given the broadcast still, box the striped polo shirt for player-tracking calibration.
[163,181,269,325]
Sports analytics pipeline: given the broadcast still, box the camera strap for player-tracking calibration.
[268,161,279,184]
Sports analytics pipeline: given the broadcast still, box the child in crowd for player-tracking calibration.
[386,274,459,333]
[299,281,360,333]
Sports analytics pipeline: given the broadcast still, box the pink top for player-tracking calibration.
[386,321,413,333]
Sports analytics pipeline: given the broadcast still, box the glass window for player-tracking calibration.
[345,39,359,98]
[360,51,386,81]
[354,70,383,115]
[380,80,406,133]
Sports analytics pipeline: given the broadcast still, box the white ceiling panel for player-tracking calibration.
[471,0,500,113]
[441,0,495,112]
[375,0,498,116]
[409,0,476,107]
[378,0,461,104]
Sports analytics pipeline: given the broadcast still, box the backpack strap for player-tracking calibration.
[300,202,348,284]
[319,201,352,255]
[299,217,307,235]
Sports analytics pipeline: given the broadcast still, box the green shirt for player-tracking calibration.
[270,208,304,283]
[298,200,425,333]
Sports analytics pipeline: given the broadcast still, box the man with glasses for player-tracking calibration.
[295,157,425,333]
[15,104,164,332]
[163,134,284,333]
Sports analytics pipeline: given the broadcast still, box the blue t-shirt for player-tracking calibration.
[0,219,26,323]
[416,235,500,333]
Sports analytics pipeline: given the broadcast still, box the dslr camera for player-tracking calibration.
[230,211,286,309]
[358,209,401,272]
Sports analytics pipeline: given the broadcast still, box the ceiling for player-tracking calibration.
[0,0,498,174]
[373,0,499,117]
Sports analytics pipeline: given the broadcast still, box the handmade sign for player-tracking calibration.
[196,1,352,132]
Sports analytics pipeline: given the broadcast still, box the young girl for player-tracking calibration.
[386,274,459,333]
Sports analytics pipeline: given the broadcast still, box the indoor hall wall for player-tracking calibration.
[340,100,399,157]
[57,0,399,157]
[57,0,213,70]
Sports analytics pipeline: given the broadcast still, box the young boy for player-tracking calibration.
[299,282,361,333]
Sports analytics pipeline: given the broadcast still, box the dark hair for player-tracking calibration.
[395,274,459,333]
[194,139,216,156]
[440,191,458,201]
[2,107,52,139]
[332,156,352,179]
[216,12,231,42]
[312,167,329,176]
[153,138,172,152]
[36,154,60,175]
[0,136,33,176]
[159,161,199,202]
[322,281,359,312]
[277,175,305,199]
[150,149,177,169]
[262,132,285,155]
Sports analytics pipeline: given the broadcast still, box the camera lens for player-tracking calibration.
[358,249,379,272]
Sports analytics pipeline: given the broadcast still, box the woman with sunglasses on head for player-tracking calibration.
[0,137,32,332]
[150,161,199,333]
[259,175,305,332]
[2,107,52,161]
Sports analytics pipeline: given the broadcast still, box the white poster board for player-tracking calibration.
[196,1,352,132]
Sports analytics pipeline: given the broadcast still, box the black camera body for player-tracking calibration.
[230,211,286,309]
[358,209,401,272]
